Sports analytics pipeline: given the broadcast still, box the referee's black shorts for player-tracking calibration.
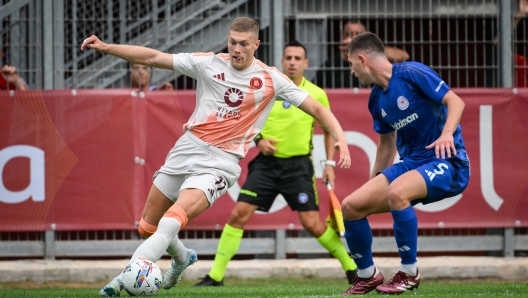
[237,153,319,212]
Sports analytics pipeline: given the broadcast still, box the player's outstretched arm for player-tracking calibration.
[322,130,336,189]
[80,35,174,70]
[425,90,465,159]
[298,96,351,169]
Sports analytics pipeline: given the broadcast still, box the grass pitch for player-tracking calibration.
[0,277,526,297]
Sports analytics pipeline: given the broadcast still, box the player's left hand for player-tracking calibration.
[322,166,336,189]
[334,140,351,169]
[425,131,456,159]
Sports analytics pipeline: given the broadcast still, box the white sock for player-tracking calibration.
[400,263,417,276]
[357,265,375,278]
[131,217,181,262]
[166,237,189,264]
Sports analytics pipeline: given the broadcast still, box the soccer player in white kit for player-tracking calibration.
[81,17,351,296]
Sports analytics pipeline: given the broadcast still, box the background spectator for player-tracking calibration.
[129,62,174,91]
[514,0,528,87]
[0,50,28,90]
[493,0,528,87]
[315,21,409,88]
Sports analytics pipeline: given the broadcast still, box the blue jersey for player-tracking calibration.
[368,62,468,163]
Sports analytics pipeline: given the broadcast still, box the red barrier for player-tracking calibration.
[1,88,527,231]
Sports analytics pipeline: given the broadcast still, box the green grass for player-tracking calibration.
[0,278,526,298]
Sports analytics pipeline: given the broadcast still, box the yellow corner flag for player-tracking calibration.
[325,181,345,237]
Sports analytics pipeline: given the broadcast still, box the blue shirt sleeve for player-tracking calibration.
[368,87,394,134]
[401,63,450,104]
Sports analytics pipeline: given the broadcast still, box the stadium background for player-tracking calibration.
[1,0,527,263]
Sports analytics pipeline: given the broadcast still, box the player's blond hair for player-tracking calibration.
[230,17,259,39]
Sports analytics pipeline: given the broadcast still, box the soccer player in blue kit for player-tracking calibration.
[340,32,470,295]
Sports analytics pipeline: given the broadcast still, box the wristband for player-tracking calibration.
[324,160,336,167]
[253,133,263,146]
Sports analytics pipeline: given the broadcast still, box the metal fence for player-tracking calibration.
[1,228,527,260]
[1,0,527,89]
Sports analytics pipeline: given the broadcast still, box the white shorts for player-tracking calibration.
[153,131,241,206]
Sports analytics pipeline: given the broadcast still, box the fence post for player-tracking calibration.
[44,230,55,260]
[271,0,284,70]
[42,0,54,89]
[504,228,514,257]
[499,0,513,88]
[275,229,286,259]
[53,0,64,89]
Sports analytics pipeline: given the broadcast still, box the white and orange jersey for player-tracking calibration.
[172,52,309,158]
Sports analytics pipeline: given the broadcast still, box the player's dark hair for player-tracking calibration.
[345,32,385,56]
[283,40,308,57]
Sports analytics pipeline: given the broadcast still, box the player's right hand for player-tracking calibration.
[334,139,351,169]
[257,138,277,156]
[81,35,108,52]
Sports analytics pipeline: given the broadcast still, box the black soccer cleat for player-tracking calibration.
[346,269,358,285]
[194,274,224,287]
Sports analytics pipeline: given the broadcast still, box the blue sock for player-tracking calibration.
[343,218,374,270]
[391,205,418,265]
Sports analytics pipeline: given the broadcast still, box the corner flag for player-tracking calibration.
[325,181,345,236]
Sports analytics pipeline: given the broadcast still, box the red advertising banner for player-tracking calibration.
[1,88,527,231]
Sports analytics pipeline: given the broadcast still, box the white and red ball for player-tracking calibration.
[121,259,163,296]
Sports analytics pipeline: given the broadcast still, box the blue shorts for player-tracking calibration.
[380,157,470,206]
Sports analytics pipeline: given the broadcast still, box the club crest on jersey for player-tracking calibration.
[298,193,308,204]
[397,96,409,110]
[283,101,291,108]
[250,77,263,90]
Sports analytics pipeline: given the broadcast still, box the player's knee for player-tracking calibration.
[138,218,157,239]
[227,206,252,228]
[301,219,324,237]
[342,197,357,217]
[342,197,370,220]
[387,186,406,208]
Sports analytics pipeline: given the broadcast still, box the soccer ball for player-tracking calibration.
[122,259,163,296]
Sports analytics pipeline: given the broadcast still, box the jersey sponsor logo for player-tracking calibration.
[381,108,387,117]
[250,77,263,89]
[224,87,244,107]
[213,73,225,81]
[216,107,242,121]
[425,163,449,181]
[397,96,409,110]
[435,80,445,92]
[390,113,419,130]
[298,193,308,204]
